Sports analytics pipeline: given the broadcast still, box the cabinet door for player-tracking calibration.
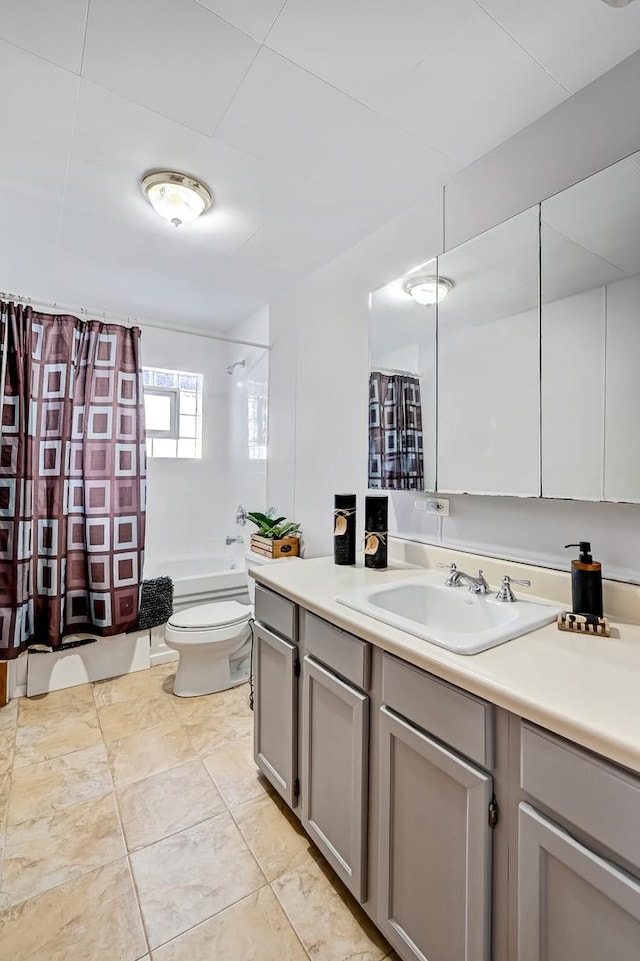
[518,803,640,961]
[301,655,369,902]
[378,706,492,961]
[253,623,298,808]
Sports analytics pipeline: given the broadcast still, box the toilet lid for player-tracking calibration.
[168,601,252,630]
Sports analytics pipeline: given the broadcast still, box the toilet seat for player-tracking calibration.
[167,601,252,633]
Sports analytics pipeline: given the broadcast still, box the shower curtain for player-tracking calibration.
[368,370,424,490]
[0,302,146,658]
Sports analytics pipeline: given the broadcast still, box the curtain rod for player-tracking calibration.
[372,365,420,377]
[0,291,270,351]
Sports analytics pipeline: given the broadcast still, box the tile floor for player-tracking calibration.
[0,664,397,961]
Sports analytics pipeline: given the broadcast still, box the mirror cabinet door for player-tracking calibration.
[436,208,541,496]
[369,259,437,492]
[541,152,640,502]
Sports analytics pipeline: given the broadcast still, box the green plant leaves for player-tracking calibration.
[247,509,301,539]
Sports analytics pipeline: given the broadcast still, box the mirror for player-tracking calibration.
[436,208,540,496]
[541,152,640,502]
[369,259,437,491]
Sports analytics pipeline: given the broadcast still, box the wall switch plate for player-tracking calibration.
[425,497,450,516]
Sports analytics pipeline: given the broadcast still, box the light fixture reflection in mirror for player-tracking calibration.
[404,275,454,306]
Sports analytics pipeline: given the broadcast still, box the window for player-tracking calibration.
[143,367,203,458]
[247,378,268,460]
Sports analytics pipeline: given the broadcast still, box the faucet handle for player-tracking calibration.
[474,570,491,594]
[436,562,459,587]
[495,575,531,602]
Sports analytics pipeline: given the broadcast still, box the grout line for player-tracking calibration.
[471,0,573,95]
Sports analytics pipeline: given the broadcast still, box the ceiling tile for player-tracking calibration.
[0,186,62,298]
[0,0,88,73]
[82,0,258,135]
[0,41,77,201]
[72,81,336,225]
[194,0,285,41]
[63,157,262,256]
[216,48,458,206]
[55,206,293,330]
[235,196,388,276]
[477,0,640,92]
[0,40,78,147]
[372,4,568,165]
[266,0,471,108]
[266,0,570,165]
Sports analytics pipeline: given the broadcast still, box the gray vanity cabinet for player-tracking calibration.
[253,622,298,807]
[518,803,640,961]
[378,706,493,961]
[516,722,640,961]
[300,655,369,902]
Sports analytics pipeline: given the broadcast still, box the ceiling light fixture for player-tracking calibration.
[600,0,636,6]
[403,275,454,306]
[141,170,212,227]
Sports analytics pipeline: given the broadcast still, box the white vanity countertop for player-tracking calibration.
[252,555,640,775]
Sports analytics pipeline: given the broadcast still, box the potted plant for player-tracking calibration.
[247,510,302,558]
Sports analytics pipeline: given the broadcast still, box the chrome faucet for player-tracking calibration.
[225,535,244,546]
[437,562,490,594]
[494,575,531,602]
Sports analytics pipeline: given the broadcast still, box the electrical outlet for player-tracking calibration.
[425,498,450,516]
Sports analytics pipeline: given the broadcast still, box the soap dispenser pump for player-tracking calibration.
[564,541,603,618]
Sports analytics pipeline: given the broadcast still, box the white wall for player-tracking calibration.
[141,326,231,566]
[267,51,640,582]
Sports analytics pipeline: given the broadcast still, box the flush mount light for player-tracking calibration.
[141,170,212,227]
[403,275,454,306]
[600,0,636,6]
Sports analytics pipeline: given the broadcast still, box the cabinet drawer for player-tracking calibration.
[382,653,494,769]
[521,723,640,870]
[303,612,371,690]
[254,584,297,641]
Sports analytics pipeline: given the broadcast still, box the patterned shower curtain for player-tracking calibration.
[368,370,424,490]
[0,302,146,658]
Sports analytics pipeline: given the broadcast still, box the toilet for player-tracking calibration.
[164,549,293,697]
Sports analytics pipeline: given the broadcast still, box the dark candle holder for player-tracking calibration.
[334,494,357,565]
[365,495,388,569]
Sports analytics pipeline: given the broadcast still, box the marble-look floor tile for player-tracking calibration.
[97,692,178,742]
[203,738,269,809]
[273,858,389,961]
[182,709,252,755]
[152,886,307,961]
[131,812,265,949]
[18,683,94,722]
[7,744,112,826]
[0,731,14,779]
[93,663,176,708]
[106,721,195,788]
[13,693,101,768]
[117,759,225,851]
[0,701,18,734]
[0,857,147,961]
[232,792,316,882]
[1,791,125,905]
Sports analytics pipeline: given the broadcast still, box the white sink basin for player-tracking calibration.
[336,574,562,654]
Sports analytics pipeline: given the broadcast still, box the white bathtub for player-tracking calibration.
[145,552,250,665]
[149,554,248,601]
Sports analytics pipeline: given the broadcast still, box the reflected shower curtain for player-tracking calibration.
[0,302,146,658]
[368,371,424,490]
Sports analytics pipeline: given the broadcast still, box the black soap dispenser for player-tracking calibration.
[565,541,603,617]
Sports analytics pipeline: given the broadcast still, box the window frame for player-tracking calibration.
[144,386,178,439]
[142,366,203,460]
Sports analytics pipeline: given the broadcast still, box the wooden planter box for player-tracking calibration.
[250,534,300,559]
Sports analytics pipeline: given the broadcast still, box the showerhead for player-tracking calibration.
[225,359,246,375]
